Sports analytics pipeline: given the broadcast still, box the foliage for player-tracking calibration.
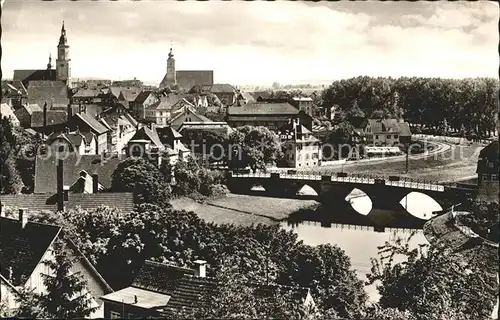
[280,243,367,318]
[13,126,43,193]
[321,76,499,138]
[13,287,50,319]
[323,122,360,159]
[461,200,499,242]
[38,239,98,318]
[367,231,498,320]
[226,126,283,172]
[180,129,228,164]
[111,157,172,206]
[0,118,23,194]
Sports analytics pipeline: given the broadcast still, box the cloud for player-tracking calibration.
[1,1,498,85]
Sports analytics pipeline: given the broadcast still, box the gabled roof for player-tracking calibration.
[0,193,136,213]
[119,88,141,102]
[0,217,61,286]
[46,130,87,147]
[210,83,236,93]
[227,102,299,116]
[72,88,101,98]
[108,86,123,99]
[132,260,195,295]
[239,92,256,102]
[74,113,109,135]
[26,80,69,107]
[133,91,155,104]
[30,110,67,128]
[34,154,123,193]
[150,94,182,110]
[1,103,19,123]
[23,103,42,115]
[168,103,212,126]
[365,119,411,135]
[130,126,164,149]
[3,80,28,96]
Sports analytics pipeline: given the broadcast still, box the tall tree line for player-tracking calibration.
[320,76,499,137]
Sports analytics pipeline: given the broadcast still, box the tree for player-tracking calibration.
[38,239,98,319]
[367,231,498,320]
[13,287,50,319]
[111,157,172,206]
[0,118,23,194]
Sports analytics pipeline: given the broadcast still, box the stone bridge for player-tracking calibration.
[227,171,477,214]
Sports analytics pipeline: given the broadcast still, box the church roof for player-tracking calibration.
[13,70,57,88]
[27,80,69,108]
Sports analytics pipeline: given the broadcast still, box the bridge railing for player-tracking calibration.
[230,171,449,191]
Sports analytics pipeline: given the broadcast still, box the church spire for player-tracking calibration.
[59,21,67,45]
[168,43,174,59]
[47,53,52,70]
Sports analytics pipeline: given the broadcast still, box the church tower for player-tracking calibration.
[166,47,176,87]
[56,21,72,87]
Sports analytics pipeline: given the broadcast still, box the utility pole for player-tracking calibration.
[405,142,409,174]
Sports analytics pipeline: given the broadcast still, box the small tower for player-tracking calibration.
[47,53,52,70]
[165,46,176,87]
[56,21,72,87]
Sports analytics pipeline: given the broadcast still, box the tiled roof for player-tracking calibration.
[248,91,272,100]
[239,92,256,102]
[26,80,69,107]
[366,119,410,135]
[30,110,68,128]
[101,286,171,309]
[74,113,109,135]
[175,70,214,91]
[109,86,123,99]
[34,154,123,193]
[1,103,19,123]
[4,80,28,96]
[24,104,42,115]
[178,122,231,133]
[210,83,236,93]
[133,91,154,104]
[119,88,142,102]
[150,95,182,110]
[0,192,136,213]
[46,131,86,147]
[132,260,195,295]
[130,126,164,149]
[13,69,57,86]
[0,217,61,286]
[227,103,299,116]
[72,88,101,98]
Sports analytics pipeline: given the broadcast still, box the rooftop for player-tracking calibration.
[101,286,171,310]
[227,102,299,116]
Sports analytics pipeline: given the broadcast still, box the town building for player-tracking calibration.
[126,124,166,166]
[1,103,20,127]
[13,22,72,88]
[236,91,256,106]
[46,128,97,155]
[226,103,313,131]
[289,96,314,117]
[280,118,321,168]
[355,118,412,147]
[209,83,237,106]
[70,88,102,105]
[67,113,110,154]
[476,141,499,202]
[159,48,214,91]
[1,80,28,108]
[0,213,113,318]
[168,102,213,130]
[28,103,68,135]
[177,121,233,136]
[26,80,70,110]
[130,91,160,120]
[100,260,315,319]
[157,126,191,165]
[100,109,138,154]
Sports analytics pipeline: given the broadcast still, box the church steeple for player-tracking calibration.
[56,21,71,87]
[165,43,176,87]
[59,21,67,45]
[168,46,174,59]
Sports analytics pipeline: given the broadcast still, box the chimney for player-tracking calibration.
[92,174,99,193]
[0,204,5,217]
[63,186,70,201]
[57,159,64,211]
[8,266,13,281]
[65,127,70,134]
[43,102,48,135]
[67,104,72,122]
[19,208,28,228]
[134,295,138,304]
[194,260,207,278]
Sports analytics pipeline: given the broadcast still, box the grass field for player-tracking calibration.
[170,195,318,226]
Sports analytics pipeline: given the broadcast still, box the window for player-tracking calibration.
[488,162,494,169]
[128,313,135,319]
[387,135,391,139]
[305,153,309,160]
[394,135,399,139]
[482,174,489,181]
[312,153,318,159]
[58,146,65,152]
[375,135,379,139]
[297,154,302,161]
[110,311,121,319]
[491,174,498,181]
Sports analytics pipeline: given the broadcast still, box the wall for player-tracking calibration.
[0,281,19,313]
[104,300,156,319]
[96,133,108,154]
[477,176,500,203]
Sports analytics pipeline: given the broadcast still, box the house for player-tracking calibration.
[0,213,113,318]
[130,91,159,120]
[192,94,209,109]
[209,83,237,106]
[156,126,191,165]
[2,80,28,108]
[71,88,102,104]
[236,92,256,106]
[26,80,70,110]
[227,103,313,131]
[289,97,313,116]
[358,119,412,147]
[100,260,315,319]
[118,88,141,104]
[144,94,182,126]
[30,107,68,135]
[46,128,97,155]
[280,118,322,168]
[101,110,138,154]
[34,154,125,194]
[168,102,213,131]
[68,113,110,154]
[126,124,165,165]
[1,103,20,127]
[178,121,233,136]
[476,141,499,202]
[15,104,42,128]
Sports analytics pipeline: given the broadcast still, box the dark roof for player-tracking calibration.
[248,91,272,100]
[210,83,236,93]
[30,110,68,128]
[72,88,101,98]
[150,95,182,110]
[398,121,412,136]
[365,119,408,134]
[13,69,57,87]
[174,71,214,91]
[3,80,28,96]
[0,217,61,286]
[119,88,141,102]
[133,91,154,104]
[477,141,499,174]
[132,260,195,295]
[227,102,299,116]
[74,113,109,135]
[0,193,136,213]
[24,103,42,115]
[239,92,256,102]
[26,80,69,107]
[109,87,123,99]
[131,126,164,148]
[34,154,123,193]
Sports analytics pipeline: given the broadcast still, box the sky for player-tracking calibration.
[1,0,498,86]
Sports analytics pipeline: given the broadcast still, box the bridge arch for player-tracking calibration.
[400,192,443,220]
[346,188,373,215]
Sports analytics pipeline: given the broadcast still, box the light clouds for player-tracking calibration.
[1,0,498,86]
